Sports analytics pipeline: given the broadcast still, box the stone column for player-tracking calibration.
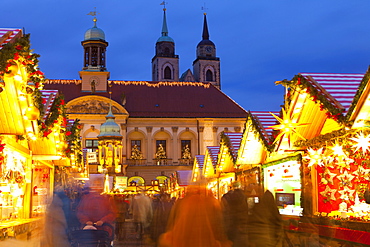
[146,127,153,165]
[172,127,178,164]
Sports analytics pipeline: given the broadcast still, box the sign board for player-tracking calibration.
[115,176,128,190]
[87,152,97,163]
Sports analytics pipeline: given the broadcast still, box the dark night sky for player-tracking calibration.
[3,0,370,112]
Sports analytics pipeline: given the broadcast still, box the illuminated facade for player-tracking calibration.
[43,10,247,192]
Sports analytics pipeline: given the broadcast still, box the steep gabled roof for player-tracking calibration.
[250,111,279,144]
[43,80,247,118]
[206,146,220,168]
[221,132,243,161]
[195,154,205,169]
[300,73,364,114]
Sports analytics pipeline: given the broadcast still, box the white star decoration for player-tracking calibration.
[304,147,325,167]
[323,169,337,184]
[338,186,356,200]
[320,185,337,201]
[351,132,370,155]
[337,170,355,187]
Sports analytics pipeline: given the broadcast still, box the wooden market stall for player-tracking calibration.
[268,72,370,245]
[0,28,82,241]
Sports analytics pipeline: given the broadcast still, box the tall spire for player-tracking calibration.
[161,8,169,37]
[202,13,210,40]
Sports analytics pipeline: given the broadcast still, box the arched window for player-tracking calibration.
[206,69,213,81]
[164,66,172,79]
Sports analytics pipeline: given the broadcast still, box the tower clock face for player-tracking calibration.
[89,76,100,86]
[205,46,213,53]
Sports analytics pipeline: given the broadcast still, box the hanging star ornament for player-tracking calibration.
[269,108,310,146]
[351,132,370,155]
[304,147,326,167]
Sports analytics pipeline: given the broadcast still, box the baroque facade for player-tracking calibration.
[43,9,247,189]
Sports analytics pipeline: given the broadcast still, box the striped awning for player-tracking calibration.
[206,146,220,168]
[195,155,205,169]
[300,73,364,114]
[0,28,23,48]
[222,132,243,160]
[250,111,279,144]
[40,90,58,121]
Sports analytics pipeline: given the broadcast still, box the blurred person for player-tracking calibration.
[158,184,232,247]
[43,188,72,247]
[76,184,117,238]
[248,190,283,247]
[114,194,129,241]
[150,193,174,246]
[131,191,153,239]
[221,181,249,247]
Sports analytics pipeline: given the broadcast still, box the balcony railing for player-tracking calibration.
[127,159,147,166]
[126,158,193,166]
[178,158,194,166]
[153,159,173,166]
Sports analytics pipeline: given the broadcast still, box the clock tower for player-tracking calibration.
[79,15,110,93]
[193,13,220,89]
[152,7,179,81]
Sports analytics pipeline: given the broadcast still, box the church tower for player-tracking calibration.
[79,14,110,93]
[152,7,179,81]
[193,13,220,89]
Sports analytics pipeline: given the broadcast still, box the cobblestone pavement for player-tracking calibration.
[114,219,155,247]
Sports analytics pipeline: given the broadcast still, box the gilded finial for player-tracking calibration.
[87,7,100,27]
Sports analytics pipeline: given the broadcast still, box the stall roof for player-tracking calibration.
[206,146,220,167]
[250,111,279,143]
[0,28,23,48]
[222,132,243,160]
[300,73,364,114]
[195,155,205,169]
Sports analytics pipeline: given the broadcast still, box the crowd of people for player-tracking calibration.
[42,181,284,247]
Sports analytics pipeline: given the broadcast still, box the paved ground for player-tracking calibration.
[114,219,155,247]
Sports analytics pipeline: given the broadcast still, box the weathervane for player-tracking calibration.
[201,2,208,14]
[160,1,168,10]
[87,7,100,25]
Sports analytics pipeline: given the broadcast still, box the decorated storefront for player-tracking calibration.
[0,29,82,241]
[263,155,303,216]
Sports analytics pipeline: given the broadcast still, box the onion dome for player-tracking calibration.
[97,106,122,139]
[157,8,174,43]
[84,17,106,41]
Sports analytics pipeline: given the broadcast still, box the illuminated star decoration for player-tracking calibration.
[304,147,325,167]
[337,170,355,187]
[320,185,337,201]
[269,108,310,146]
[351,132,370,155]
[322,168,337,184]
[330,141,353,171]
[338,186,356,201]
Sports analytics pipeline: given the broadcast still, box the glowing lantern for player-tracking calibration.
[25,105,40,120]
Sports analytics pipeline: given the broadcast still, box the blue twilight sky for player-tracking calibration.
[2,0,370,112]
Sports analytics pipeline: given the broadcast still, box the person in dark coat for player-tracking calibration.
[221,181,249,247]
[248,190,283,247]
[150,193,173,246]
